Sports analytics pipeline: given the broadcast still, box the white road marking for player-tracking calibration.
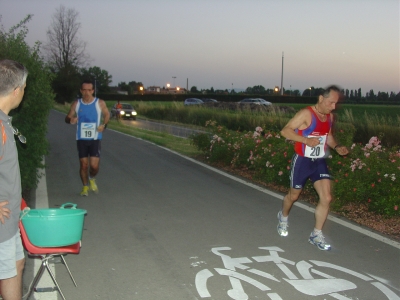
[33,157,58,299]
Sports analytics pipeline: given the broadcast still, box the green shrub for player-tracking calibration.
[0,16,54,198]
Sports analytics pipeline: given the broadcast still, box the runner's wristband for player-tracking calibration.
[102,124,107,129]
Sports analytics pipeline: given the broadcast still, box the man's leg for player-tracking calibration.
[277,188,302,236]
[0,258,24,300]
[89,156,100,178]
[79,157,89,186]
[282,188,302,217]
[312,179,332,230]
[308,179,332,250]
[88,156,100,193]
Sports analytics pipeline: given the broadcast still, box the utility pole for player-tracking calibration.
[172,76,176,88]
[280,52,284,96]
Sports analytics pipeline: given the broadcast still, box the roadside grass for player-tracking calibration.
[53,102,203,157]
[107,120,202,157]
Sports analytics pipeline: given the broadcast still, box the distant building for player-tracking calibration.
[147,86,161,93]
[159,87,187,94]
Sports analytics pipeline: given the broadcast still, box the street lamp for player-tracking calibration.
[139,86,144,95]
[309,87,312,96]
[172,76,176,87]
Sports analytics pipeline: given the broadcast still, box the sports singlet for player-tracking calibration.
[75,98,102,140]
[294,106,331,158]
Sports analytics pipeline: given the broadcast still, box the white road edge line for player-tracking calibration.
[157,144,400,250]
[33,157,58,300]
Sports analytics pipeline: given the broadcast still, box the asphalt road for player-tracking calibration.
[25,110,400,300]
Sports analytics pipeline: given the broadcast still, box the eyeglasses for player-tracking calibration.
[12,126,26,144]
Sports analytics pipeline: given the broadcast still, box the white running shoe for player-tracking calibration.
[309,231,331,251]
[277,211,289,237]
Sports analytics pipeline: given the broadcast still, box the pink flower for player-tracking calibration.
[278,171,283,176]
[353,188,357,192]
[368,136,380,146]
[371,183,375,187]
[395,205,398,211]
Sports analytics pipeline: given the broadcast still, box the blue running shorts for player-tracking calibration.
[290,154,331,189]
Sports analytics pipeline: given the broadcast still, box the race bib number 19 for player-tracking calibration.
[80,122,96,138]
[304,135,327,158]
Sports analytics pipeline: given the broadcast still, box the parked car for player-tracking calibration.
[202,98,218,103]
[184,98,204,105]
[110,103,137,120]
[239,98,272,106]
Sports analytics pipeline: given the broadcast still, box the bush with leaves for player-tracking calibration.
[0,16,54,199]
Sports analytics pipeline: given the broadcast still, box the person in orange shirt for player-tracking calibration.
[115,101,123,121]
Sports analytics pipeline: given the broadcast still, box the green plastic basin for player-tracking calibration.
[21,203,87,247]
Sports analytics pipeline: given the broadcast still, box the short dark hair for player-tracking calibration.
[81,79,94,89]
[320,85,342,98]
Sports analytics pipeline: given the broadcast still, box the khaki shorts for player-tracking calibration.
[0,230,25,280]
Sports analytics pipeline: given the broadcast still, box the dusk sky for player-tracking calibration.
[1,0,399,95]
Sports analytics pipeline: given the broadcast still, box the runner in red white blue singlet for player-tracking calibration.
[294,106,331,158]
[276,86,349,251]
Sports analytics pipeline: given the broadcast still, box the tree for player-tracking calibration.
[0,15,54,198]
[44,5,89,102]
[118,81,143,95]
[245,85,266,94]
[190,86,199,93]
[80,66,112,94]
[44,5,88,70]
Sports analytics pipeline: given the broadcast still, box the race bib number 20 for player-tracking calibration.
[80,122,96,138]
[304,135,327,158]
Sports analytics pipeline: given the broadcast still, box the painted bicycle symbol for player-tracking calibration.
[193,246,399,300]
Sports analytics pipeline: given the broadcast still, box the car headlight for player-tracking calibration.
[132,111,137,115]
[120,111,125,115]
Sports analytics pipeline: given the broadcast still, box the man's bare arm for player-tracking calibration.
[281,109,320,147]
[65,101,78,124]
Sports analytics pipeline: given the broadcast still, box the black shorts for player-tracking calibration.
[290,154,331,189]
[77,140,101,158]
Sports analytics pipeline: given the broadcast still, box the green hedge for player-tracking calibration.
[0,18,54,200]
